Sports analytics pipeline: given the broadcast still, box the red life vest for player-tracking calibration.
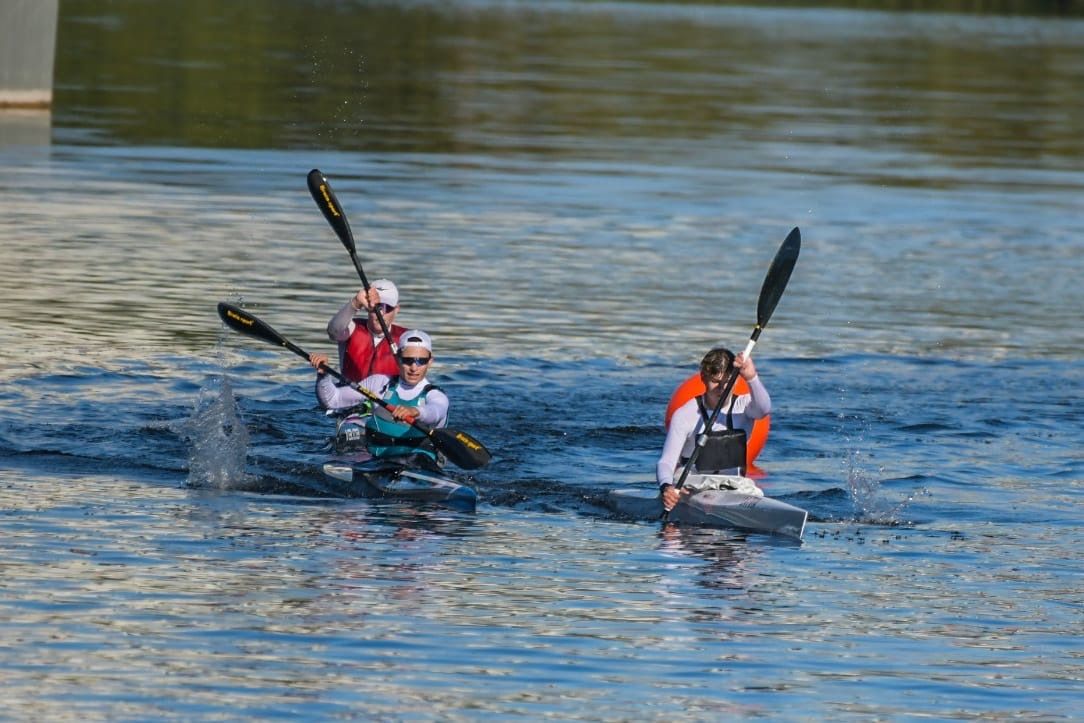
[341,322,407,381]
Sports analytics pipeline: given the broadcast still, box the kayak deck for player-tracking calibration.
[607,486,807,540]
[322,453,477,511]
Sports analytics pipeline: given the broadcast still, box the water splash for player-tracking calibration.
[837,399,927,527]
[844,449,928,527]
[846,451,892,523]
[182,375,251,490]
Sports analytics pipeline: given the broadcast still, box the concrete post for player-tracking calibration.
[1,0,60,108]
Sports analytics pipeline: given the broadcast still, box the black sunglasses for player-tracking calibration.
[400,356,431,367]
[370,303,396,314]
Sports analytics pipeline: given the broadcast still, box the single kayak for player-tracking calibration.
[322,452,478,511]
[607,475,807,539]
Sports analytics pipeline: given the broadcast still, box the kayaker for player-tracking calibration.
[657,347,771,511]
[310,329,449,461]
[326,278,407,382]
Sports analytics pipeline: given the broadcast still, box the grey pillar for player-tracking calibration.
[1,0,60,108]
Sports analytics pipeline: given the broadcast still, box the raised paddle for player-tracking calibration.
[306,168,399,356]
[216,302,492,471]
[663,227,801,520]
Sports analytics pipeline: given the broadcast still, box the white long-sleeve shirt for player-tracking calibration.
[655,375,771,486]
[315,373,449,429]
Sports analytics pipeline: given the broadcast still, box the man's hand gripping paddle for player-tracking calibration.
[663,227,801,521]
[307,169,399,356]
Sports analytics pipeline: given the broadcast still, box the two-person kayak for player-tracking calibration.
[322,451,478,512]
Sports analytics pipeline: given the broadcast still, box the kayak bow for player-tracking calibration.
[609,476,806,539]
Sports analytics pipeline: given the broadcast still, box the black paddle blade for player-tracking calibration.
[307,168,356,254]
[755,227,801,330]
[218,302,288,348]
[430,428,492,470]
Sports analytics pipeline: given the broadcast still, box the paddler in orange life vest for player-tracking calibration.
[326,279,407,382]
[657,347,772,511]
[309,330,449,461]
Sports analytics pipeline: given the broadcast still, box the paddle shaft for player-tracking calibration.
[217,302,490,469]
[218,302,405,417]
[664,227,800,518]
[307,169,398,355]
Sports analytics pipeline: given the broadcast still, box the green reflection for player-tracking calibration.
[53,0,1084,165]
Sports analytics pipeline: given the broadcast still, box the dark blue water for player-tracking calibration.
[2,2,1083,719]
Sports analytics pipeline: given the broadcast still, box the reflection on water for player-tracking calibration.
[2,1,1083,720]
[18,0,1083,366]
[53,1,1084,167]
[0,110,52,149]
[659,524,758,593]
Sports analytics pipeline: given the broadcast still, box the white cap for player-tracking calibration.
[398,329,432,354]
[372,279,399,308]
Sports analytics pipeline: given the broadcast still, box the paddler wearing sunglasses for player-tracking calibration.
[326,278,408,382]
[309,330,449,460]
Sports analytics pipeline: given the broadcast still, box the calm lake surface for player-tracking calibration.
[2,1,1083,720]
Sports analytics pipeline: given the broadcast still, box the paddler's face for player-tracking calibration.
[398,350,431,382]
[701,370,729,402]
[366,303,398,333]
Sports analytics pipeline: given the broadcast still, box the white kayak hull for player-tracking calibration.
[607,486,807,539]
[322,453,477,511]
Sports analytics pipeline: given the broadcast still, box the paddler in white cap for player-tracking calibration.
[310,329,449,461]
[326,278,407,381]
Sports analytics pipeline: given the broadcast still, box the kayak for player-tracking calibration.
[606,475,807,539]
[322,452,478,511]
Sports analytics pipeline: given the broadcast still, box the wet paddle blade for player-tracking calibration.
[218,302,288,349]
[307,168,396,351]
[307,168,356,255]
[755,226,801,331]
[430,427,492,470]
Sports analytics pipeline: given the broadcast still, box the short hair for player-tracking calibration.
[699,347,735,379]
